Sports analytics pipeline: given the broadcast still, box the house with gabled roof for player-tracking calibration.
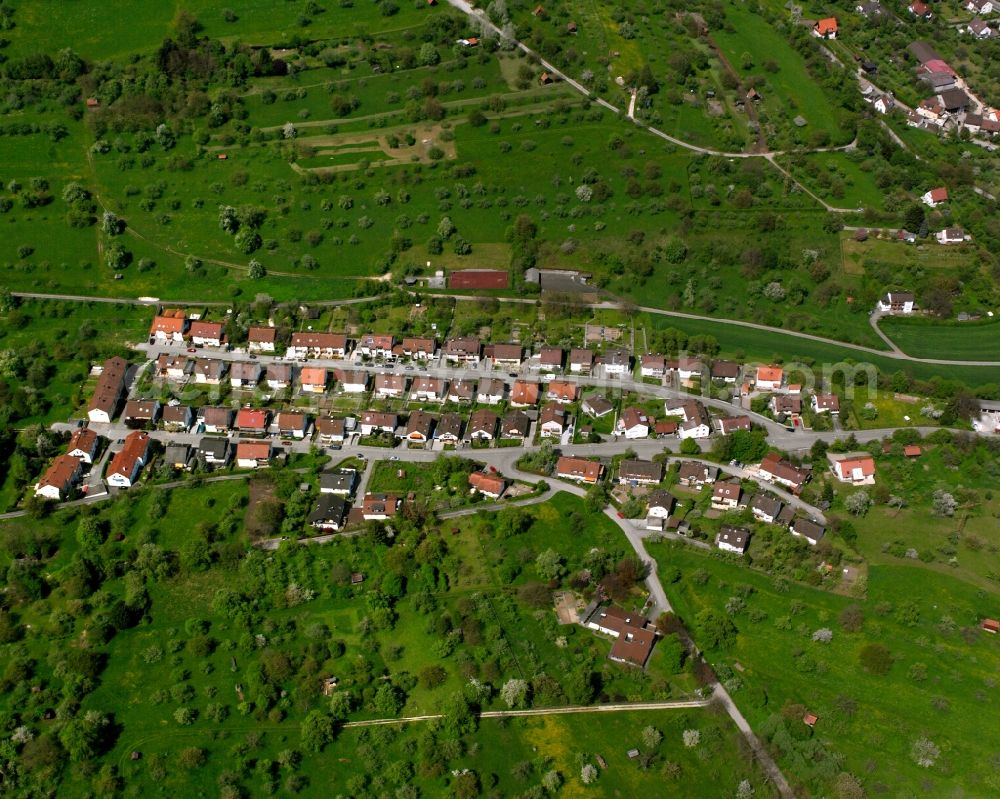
[677,460,717,487]
[501,409,530,439]
[716,525,750,555]
[877,291,915,314]
[447,379,476,404]
[406,411,435,442]
[35,454,83,501]
[189,320,224,347]
[107,431,150,488]
[546,380,578,403]
[88,356,129,424]
[123,399,160,429]
[640,353,666,378]
[582,395,614,418]
[646,489,675,520]
[758,452,810,492]
[201,406,233,433]
[539,402,568,438]
[198,437,230,466]
[716,415,751,435]
[308,493,347,531]
[569,348,594,374]
[556,456,602,484]
[229,361,262,388]
[791,518,825,545]
[468,409,499,441]
[537,346,564,372]
[300,367,328,394]
[711,360,740,383]
[236,441,272,469]
[936,227,970,244]
[277,411,310,439]
[360,411,397,436]
[477,378,505,405]
[357,333,395,360]
[469,471,506,499]
[922,187,948,207]
[400,337,436,360]
[374,373,407,399]
[510,380,541,408]
[584,605,657,668]
[362,493,400,520]
[247,326,277,352]
[485,343,522,367]
[771,394,801,419]
[314,417,346,445]
[755,365,783,391]
[266,363,292,390]
[156,353,189,380]
[812,17,838,37]
[235,408,268,434]
[67,428,100,464]
[443,336,481,364]
[909,0,932,17]
[149,310,187,342]
[602,348,631,377]
[288,331,348,359]
[335,369,368,393]
[616,407,651,439]
[829,452,876,484]
[193,358,226,385]
[618,459,663,485]
[436,412,463,443]
[162,404,193,432]
[749,493,783,524]
[811,394,840,414]
[411,376,446,402]
[712,479,743,511]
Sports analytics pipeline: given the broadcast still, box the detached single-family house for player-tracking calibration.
[569,348,594,374]
[469,471,506,499]
[510,381,541,408]
[149,311,187,342]
[235,408,269,435]
[436,413,463,443]
[618,459,663,486]
[501,410,531,439]
[406,411,435,443]
[123,399,161,429]
[771,395,802,419]
[161,403,193,432]
[156,353,189,380]
[277,411,309,439]
[811,394,840,414]
[584,605,657,667]
[266,363,292,390]
[201,406,233,433]
[477,378,505,405]
[812,17,838,38]
[189,320,224,347]
[106,431,151,488]
[400,337,436,360]
[755,365,784,391]
[300,367,328,394]
[236,441,272,469]
[247,326,277,353]
[447,379,476,404]
[582,395,614,418]
[616,407,651,439]
[335,369,368,393]
[602,349,630,377]
[877,291,915,314]
[229,361,262,388]
[716,416,751,435]
[646,489,675,520]
[539,402,568,438]
[716,525,751,555]
[287,331,348,360]
[663,400,711,439]
[922,187,948,207]
[909,0,932,17]
[357,333,395,360]
[667,357,704,381]
[308,494,347,531]
[468,409,499,441]
[758,452,810,492]
[193,358,226,385]
[320,472,356,495]
[711,479,743,511]
[315,417,346,445]
[546,380,578,404]
[198,437,231,466]
[967,0,994,14]
[411,376,446,402]
[968,19,992,40]
[67,428,100,464]
[443,336,481,364]
[640,354,666,379]
[87,357,129,424]
[537,346,564,372]
[791,518,826,545]
[35,454,83,501]
[830,453,876,484]
[360,411,398,436]
[485,343,523,368]
[873,94,894,114]
[711,360,741,383]
[163,444,191,470]
[677,460,717,488]
[936,227,970,244]
[749,493,783,524]
[556,456,602,484]
[374,373,407,399]
[362,493,400,520]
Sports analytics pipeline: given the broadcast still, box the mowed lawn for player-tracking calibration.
[879,317,1000,361]
[713,3,851,144]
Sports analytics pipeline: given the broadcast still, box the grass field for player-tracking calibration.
[879,317,1000,361]
[778,152,886,210]
[652,542,1000,798]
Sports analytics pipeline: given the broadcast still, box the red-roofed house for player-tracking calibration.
[830,453,876,484]
[812,17,838,38]
[149,311,187,342]
[35,455,83,500]
[556,456,602,484]
[189,320,224,347]
[448,269,509,289]
[546,381,578,403]
[236,441,272,469]
[904,445,922,457]
[755,366,784,391]
[921,187,948,207]
[235,408,268,433]
[107,431,150,488]
[469,471,507,499]
[300,367,328,394]
[67,428,100,464]
[909,1,932,17]
[510,381,540,407]
[288,331,348,359]
[248,326,277,353]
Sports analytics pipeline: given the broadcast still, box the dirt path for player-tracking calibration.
[704,32,767,153]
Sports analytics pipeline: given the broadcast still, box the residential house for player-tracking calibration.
[936,227,970,244]
[447,379,476,403]
[510,381,541,408]
[921,187,948,207]
[374,373,407,399]
[266,363,292,390]
[556,456,602,484]
[812,17,838,37]
[750,493,783,524]
[569,348,594,374]
[755,365,783,391]
[197,437,231,466]
[791,518,826,545]
[582,395,614,418]
[235,408,268,435]
[477,378,505,405]
[618,459,663,486]
[236,441,272,469]
[873,94,894,114]
[193,358,226,385]
[149,310,187,342]
[646,489,675,520]
[666,357,704,381]
[161,404,193,432]
[360,411,398,436]
[400,337,437,360]
[771,395,802,419]
[485,343,523,368]
[357,333,395,360]
[616,407,651,439]
[677,461,717,487]
[602,348,630,377]
[716,525,751,555]
[156,353,189,380]
[640,354,666,379]
[758,452,810,492]
[711,360,740,383]
[362,493,400,520]
[967,0,994,13]
[106,431,151,488]
[287,331,348,359]
[189,320,224,347]
[655,420,678,438]
[411,376,446,402]
[229,361,262,388]
[87,356,129,423]
[277,411,309,440]
[537,403,567,438]
[585,605,657,667]
[716,415,752,435]
[300,367,328,394]
[35,454,83,500]
[67,428,99,464]
[320,472,356,495]
[501,410,530,439]
[663,400,712,439]
[468,409,499,441]
[938,88,970,113]
[164,444,191,470]
[546,380,578,403]
[406,411,434,443]
[877,291,915,314]
[909,0,932,17]
[201,407,233,433]
[335,369,368,393]
[436,413,463,443]
[856,1,884,16]
[443,336,481,364]
[812,394,840,414]
[247,326,277,353]
[123,399,160,429]
[830,453,876,484]
[469,471,506,499]
[537,346,564,372]
[712,479,743,511]
[308,494,347,531]
[315,417,346,445]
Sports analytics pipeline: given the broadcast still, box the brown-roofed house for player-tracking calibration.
[585,605,657,667]
[448,269,509,289]
[556,456,602,484]
[149,311,187,341]
[374,373,407,398]
[436,412,463,443]
[67,428,100,464]
[618,459,663,485]
[510,380,541,407]
[202,406,233,433]
[406,411,435,442]
[88,356,129,423]
[188,320,224,347]
[123,399,160,429]
[469,471,506,499]
[248,326,277,352]
[236,441,272,469]
[469,409,499,440]
[35,455,83,501]
[288,331,348,359]
[107,431,150,488]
